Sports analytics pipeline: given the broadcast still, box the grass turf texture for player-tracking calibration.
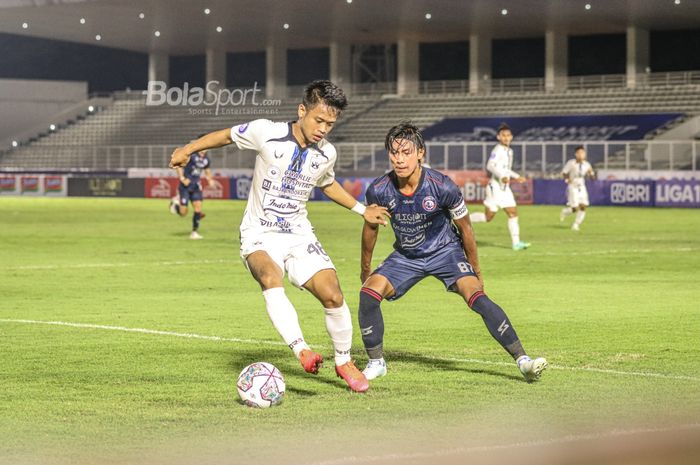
[1,197,699,464]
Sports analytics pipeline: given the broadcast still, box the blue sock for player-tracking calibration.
[358,287,384,359]
[193,212,202,231]
[468,291,526,359]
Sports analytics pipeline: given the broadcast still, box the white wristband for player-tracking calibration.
[351,202,366,216]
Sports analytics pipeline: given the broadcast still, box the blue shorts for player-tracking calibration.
[373,242,477,301]
[178,182,203,206]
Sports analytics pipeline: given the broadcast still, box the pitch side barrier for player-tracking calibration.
[3,172,697,208]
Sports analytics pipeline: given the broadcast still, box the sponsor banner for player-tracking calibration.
[145,177,230,199]
[44,176,67,195]
[130,168,253,178]
[598,170,700,181]
[0,175,67,196]
[21,176,41,194]
[533,179,656,207]
[655,180,700,208]
[0,176,18,195]
[439,170,533,205]
[68,177,145,197]
[230,176,253,200]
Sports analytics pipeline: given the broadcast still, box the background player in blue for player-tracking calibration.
[169,134,219,240]
[358,122,547,383]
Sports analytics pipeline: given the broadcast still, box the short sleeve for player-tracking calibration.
[365,182,379,206]
[315,145,336,188]
[230,119,272,151]
[562,160,572,175]
[442,177,468,220]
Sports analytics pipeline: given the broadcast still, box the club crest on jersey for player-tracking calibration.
[309,155,324,174]
[237,123,249,134]
[266,165,282,179]
[422,196,437,212]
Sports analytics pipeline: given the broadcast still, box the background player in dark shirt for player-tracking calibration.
[169,134,219,239]
[359,122,547,382]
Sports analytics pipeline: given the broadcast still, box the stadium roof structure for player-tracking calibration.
[1,0,699,54]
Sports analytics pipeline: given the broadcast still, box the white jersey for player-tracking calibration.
[486,144,519,185]
[562,159,593,188]
[230,119,337,236]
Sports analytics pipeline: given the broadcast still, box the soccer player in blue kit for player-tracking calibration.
[358,122,547,382]
[169,135,219,240]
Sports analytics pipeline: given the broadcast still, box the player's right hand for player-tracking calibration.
[181,178,191,187]
[364,204,390,226]
[169,146,190,168]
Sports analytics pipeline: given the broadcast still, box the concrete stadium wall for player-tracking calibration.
[0,78,87,143]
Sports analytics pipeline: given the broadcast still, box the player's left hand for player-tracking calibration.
[514,176,527,183]
[169,147,190,168]
[208,178,220,188]
[364,204,390,226]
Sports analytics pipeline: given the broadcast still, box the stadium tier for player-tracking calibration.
[1,84,699,171]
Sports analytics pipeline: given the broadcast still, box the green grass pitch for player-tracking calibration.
[1,197,699,464]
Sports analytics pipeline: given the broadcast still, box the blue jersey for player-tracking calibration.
[183,152,210,184]
[365,168,469,258]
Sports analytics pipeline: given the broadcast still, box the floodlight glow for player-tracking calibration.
[425,13,432,19]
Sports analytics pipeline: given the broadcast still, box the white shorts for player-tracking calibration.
[483,180,517,212]
[567,184,590,207]
[239,231,335,288]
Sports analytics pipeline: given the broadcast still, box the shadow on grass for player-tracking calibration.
[384,350,523,382]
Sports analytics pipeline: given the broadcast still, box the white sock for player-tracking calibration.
[561,207,573,217]
[507,216,520,245]
[262,287,309,357]
[574,210,586,226]
[324,301,353,366]
[470,212,486,223]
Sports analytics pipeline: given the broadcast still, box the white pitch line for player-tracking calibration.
[0,318,698,382]
[300,423,700,465]
[5,258,237,271]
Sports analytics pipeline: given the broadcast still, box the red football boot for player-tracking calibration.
[298,349,323,374]
[335,360,369,393]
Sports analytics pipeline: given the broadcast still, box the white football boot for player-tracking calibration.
[517,355,548,382]
[571,223,580,231]
[169,197,179,214]
[362,358,387,380]
[189,231,203,240]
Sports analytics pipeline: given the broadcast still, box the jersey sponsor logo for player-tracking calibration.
[388,198,397,210]
[400,232,426,249]
[273,150,284,159]
[262,179,272,191]
[237,123,249,134]
[450,200,468,219]
[422,196,437,212]
[263,193,301,217]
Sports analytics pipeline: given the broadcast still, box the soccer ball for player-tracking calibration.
[236,362,285,408]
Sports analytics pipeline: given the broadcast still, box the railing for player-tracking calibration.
[334,140,700,174]
[2,140,698,173]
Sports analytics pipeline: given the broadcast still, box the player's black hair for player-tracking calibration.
[497,122,511,134]
[302,80,348,113]
[574,145,585,152]
[384,121,425,153]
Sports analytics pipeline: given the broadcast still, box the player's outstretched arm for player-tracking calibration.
[169,129,232,168]
[320,180,389,226]
[360,221,380,284]
[453,215,483,286]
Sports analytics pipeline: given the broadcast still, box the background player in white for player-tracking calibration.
[169,80,389,393]
[469,123,531,251]
[560,146,595,231]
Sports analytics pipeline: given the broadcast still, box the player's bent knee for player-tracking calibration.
[455,276,483,304]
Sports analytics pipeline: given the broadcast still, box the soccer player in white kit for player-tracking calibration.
[560,146,595,231]
[469,123,531,251]
[169,80,389,393]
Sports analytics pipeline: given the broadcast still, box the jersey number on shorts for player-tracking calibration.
[457,262,473,273]
[307,242,328,257]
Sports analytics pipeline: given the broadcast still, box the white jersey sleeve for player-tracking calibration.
[315,143,336,188]
[562,159,575,178]
[230,119,275,152]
